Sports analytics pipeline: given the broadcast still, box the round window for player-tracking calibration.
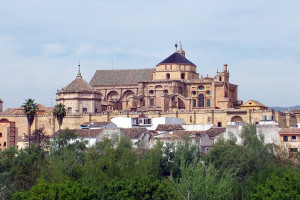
[199,85,204,90]
[206,90,211,95]
[192,91,196,95]
[149,90,154,95]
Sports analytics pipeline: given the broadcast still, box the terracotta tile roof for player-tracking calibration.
[80,122,111,127]
[61,75,94,93]
[242,100,268,108]
[204,127,226,137]
[173,130,200,137]
[52,129,104,138]
[173,127,226,138]
[3,108,23,115]
[278,128,300,134]
[291,109,300,114]
[157,52,196,66]
[120,128,147,138]
[156,124,184,131]
[89,68,155,86]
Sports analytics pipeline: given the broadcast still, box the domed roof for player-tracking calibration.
[157,52,196,66]
[61,66,94,93]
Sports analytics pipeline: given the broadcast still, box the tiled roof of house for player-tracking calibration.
[278,128,300,134]
[52,129,104,138]
[3,104,53,115]
[157,52,196,66]
[120,128,148,138]
[90,68,155,86]
[80,122,111,127]
[291,109,300,114]
[241,100,268,108]
[173,130,200,137]
[204,127,226,137]
[156,124,184,131]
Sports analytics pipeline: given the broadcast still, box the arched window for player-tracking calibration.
[198,94,204,107]
[217,122,222,127]
[67,107,72,113]
[82,108,87,113]
[166,73,170,79]
[219,77,222,81]
[164,89,168,94]
[181,73,185,79]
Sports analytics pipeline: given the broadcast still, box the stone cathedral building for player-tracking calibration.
[57,45,242,113]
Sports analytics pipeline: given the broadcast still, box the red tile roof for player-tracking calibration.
[278,128,300,134]
[156,124,184,131]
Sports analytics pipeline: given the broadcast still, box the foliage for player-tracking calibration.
[21,98,39,127]
[251,169,300,200]
[23,127,50,148]
[0,145,45,199]
[171,161,235,200]
[53,103,66,130]
[49,128,79,152]
[12,179,94,200]
[204,124,276,198]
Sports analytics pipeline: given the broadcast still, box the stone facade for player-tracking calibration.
[89,46,241,112]
[56,66,102,113]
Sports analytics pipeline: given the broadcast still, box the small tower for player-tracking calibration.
[0,98,3,113]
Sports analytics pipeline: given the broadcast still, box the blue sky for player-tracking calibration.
[1,0,299,109]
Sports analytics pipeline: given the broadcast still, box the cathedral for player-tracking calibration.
[57,44,242,113]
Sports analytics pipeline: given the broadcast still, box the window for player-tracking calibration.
[181,73,185,79]
[292,136,296,142]
[290,148,298,153]
[82,108,87,113]
[199,85,204,90]
[149,90,154,95]
[219,77,222,81]
[262,115,267,120]
[193,99,197,107]
[207,99,211,108]
[95,108,98,113]
[192,91,196,95]
[283,136,288,142]
[164,89,168,94]
[150,98,154,107]
[170,65,172,70]
[165,65,167,70]
[67,107,72,113]
[269,116,274,120]
[198,94,204,107]
[206,90,211,95]
[217,122,222,127]
[0,133,2,138]
[166,73,170,79]
[3,142,6,147]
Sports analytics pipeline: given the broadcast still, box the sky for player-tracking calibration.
[0,0,300,110]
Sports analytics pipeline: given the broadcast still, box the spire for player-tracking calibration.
[77,62,82,78]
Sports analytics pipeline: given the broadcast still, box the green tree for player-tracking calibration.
[171,160,235,200]
[53,103,66,130]
[22,98,39,147]
[12,179,94,200]
[251,169,300,200]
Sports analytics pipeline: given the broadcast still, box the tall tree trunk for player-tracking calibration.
[28,123,31,148]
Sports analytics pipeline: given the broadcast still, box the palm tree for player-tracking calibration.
[53,103,66,130]
[22,98,39,147]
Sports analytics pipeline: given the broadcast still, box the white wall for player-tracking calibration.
[182,124,214,131]
[111,117,133,128]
